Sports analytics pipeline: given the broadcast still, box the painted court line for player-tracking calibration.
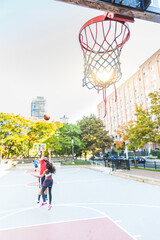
[68,202,160,209]
[133,235,142,238]
[0,201,156,239]
[1,201,159,225]
[0,203,135,239]
[0,206,36,222]
[0,217,135,240]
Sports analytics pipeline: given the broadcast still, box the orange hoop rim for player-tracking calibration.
[79,12,134,53]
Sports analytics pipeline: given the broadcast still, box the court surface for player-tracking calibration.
[1,165,160,240]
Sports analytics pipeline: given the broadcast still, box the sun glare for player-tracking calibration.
[94,70,116,86]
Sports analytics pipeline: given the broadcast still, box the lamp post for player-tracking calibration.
[1,139,3,164]
[72,138,74,164]
[125,145,128,159]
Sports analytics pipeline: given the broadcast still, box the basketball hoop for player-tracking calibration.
[79,12,134,117]
[33,143,46,152]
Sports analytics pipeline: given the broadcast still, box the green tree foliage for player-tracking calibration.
[116,105,155,167]
[57,123,83,156]
[0,113,29,157]
[133,105,155,146]
[149,90,160,144]
[77,114,113,157]
[27,120,61,156]
[0,113,61,157]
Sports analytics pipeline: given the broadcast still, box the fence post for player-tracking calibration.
[154,161,157,170]
[105,160,107,167]
[112,159,114,171]
[127,159,130,170]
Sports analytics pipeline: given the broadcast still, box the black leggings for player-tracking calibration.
[42,186,52,204]
[42,178,53,204]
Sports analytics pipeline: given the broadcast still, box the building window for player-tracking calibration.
[150,65,154,72]
[135,89,139,94]
[152,84,157,91]
[126,102,129,108]
[143,70,148,77]
[151,74,156,82]
[135,80,138,86]
[136,96,139,103]
[145,88,150,96]
[146,97,151,103]
[144,79,149,85]
[129,85,132,92]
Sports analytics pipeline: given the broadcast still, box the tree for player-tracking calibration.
[114,125,128,154]
[77,114,113,158]
[116,121,138,167]
[0,113,29,157]
[0,112,61,157]
[27,119,59,156]
[148,90,160,144]
[114,140,125,154]
[116,105,155,167]
[56,123,83,157]
[133,105,155,146]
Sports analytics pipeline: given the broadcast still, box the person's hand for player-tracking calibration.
[48,148,51,154]
[42,146,45,150]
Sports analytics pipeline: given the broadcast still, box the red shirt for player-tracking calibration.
[40,159,47,175]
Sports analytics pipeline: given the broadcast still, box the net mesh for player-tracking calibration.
[79,18,130,91]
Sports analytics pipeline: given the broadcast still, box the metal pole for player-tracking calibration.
[125,146,128,159]
[1,139,3,164]
[72,138,74,164]
[154,161,157,170]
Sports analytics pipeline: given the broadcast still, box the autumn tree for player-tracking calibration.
[148,90,160,144]
[27,119,60,156]
[77,114,113,158]
[114,124,128,154]
[0,113,29,157]
[0,113,61,157]
[116,105,155,167]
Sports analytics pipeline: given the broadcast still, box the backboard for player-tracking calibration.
[56,0,160,23]
[33,143,46,151]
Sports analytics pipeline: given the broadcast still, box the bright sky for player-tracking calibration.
[0,0,160,124]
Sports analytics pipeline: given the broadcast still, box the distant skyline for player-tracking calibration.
[0,0,160,123]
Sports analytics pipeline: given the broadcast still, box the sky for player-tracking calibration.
[0,0,160,124]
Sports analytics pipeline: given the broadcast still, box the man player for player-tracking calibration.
[36,147,52,205]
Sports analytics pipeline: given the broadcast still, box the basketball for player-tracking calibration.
[43,114,50,121]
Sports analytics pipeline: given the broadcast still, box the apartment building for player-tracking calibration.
[98,49,160,138]
[31,96,46,119]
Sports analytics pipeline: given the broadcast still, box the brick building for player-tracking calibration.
[98,49,160,141]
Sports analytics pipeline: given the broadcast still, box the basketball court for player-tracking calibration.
[1,165,160,239]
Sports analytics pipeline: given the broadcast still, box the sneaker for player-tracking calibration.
[48,204,52,210]
[40,202,47,207]
[36,200,40,205]
[46,198,49,204]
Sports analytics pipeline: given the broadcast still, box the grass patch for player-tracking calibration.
[130,166,160,172]
[61,159,95,166]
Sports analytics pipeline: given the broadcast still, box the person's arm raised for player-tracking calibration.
[40,146,45,160]
[48,148,52,163]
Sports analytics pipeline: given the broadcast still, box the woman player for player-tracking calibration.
[37,147,52,205]
[32,160,56,210]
